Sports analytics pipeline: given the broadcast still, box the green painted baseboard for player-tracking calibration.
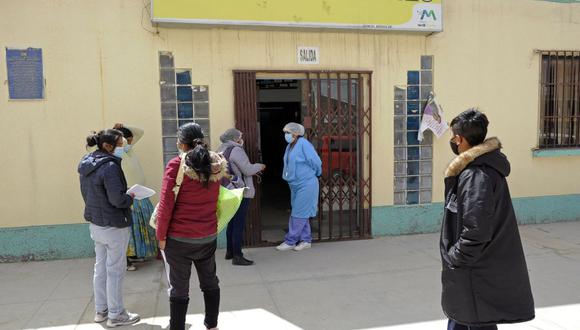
[372,194,580,237]
[0,222,227,262]
[1,194,579,262]
[532,148,580,158]
[0,223,94,262]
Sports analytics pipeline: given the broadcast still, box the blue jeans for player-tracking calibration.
[284,216,312,245]
[448,320,497,330]
[226,198,250,256]
[90,224,130,319]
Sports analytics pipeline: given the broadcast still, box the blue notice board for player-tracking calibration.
[6,48,44,99]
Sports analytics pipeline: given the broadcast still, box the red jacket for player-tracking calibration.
[156,154,228,241]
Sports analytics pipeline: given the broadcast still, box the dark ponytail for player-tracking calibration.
[86,129,123,151]
[185,139,212,188]
[178,123,205,149]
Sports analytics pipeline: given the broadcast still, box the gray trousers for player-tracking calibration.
[89,224,130,319]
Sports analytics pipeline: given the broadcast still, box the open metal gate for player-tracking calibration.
[233,70,372,246]
[233,71,262,246]
[304,71,373,240]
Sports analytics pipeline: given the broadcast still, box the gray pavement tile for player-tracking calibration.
[528,222,580,246]
[49,263,94,300]
[0,261,23,274]
[268,268,444,330]
[124,260,165,294]
[23,298,90,329]
[0,302,42,330]
[0,265,68,305]
[4,221,580,330]
[520,225,580,256]
[215,252,266,287]
[251,238,439,283]
[219,283,280,314]
[525,253,580,309]
[147,309,302,330]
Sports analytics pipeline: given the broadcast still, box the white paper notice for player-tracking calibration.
[127,184,156,200]
[418,93,449,141]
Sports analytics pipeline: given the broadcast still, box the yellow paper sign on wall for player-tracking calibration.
[151,0,442,32]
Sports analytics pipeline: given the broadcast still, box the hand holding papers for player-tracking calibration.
[127,184,156,200]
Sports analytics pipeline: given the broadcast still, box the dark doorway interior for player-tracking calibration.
[257,79,301,243]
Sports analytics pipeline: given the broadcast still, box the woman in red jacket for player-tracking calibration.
[156,123,227,330]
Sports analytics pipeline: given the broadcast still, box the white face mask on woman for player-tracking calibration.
[113,147,125,158]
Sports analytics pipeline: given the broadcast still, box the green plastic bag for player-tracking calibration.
[217,187,245,233]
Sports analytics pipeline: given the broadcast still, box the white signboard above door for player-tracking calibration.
[298,47,320,65]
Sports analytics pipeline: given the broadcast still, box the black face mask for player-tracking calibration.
[450,140,460,155]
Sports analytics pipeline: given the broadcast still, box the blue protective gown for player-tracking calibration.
[282,137,322,218]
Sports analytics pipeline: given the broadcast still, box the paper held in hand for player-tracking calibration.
[127,184,156,200]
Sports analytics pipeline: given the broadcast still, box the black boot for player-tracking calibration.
[232,255,254,266]
[224,251,233,260]
[169,297,189,330]
[203,289,220,329]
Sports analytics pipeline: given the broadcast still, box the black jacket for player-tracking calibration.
[440,138,534,326]
[78,151,133,228]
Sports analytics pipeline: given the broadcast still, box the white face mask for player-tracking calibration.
[124,144,132,153]
[113,147,125,158]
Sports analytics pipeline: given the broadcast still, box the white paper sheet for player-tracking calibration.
[127,184,156,200]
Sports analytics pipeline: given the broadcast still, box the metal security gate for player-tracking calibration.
[233,71,262,246]
[304,71,372,240]
[234,70,372,246]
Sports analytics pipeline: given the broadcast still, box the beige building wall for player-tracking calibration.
[1,0,579,228]
[428,0,580,200]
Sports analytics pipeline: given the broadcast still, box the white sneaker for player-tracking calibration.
[94,309,108,323]
[293,242,312,251]
[276,242,295,251]
[106,310,140,328]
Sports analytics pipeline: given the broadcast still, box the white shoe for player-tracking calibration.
[276,242,295,251]
[293,242,312,251]
[106,310,140,328]
[94,309,108,323]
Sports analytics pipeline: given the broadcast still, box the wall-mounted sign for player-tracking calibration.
[298,47,320,65]
[6,48,44,100]
[151,0,442,33]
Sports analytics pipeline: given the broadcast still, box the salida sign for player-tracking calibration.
[298,47,319,65]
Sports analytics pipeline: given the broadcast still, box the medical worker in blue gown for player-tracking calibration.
[276,122,322,252]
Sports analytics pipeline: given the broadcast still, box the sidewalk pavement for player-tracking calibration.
[1,221,580,330]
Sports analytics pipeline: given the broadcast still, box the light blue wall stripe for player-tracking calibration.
[532,148,580,158]
[372,194,580,236]
[1,194,579,262]
[0,224,94,262]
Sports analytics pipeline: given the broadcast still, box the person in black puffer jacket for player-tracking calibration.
[78,129,140,328]
[440,109,534,330]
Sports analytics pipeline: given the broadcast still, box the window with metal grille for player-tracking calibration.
[539,51,580,149]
